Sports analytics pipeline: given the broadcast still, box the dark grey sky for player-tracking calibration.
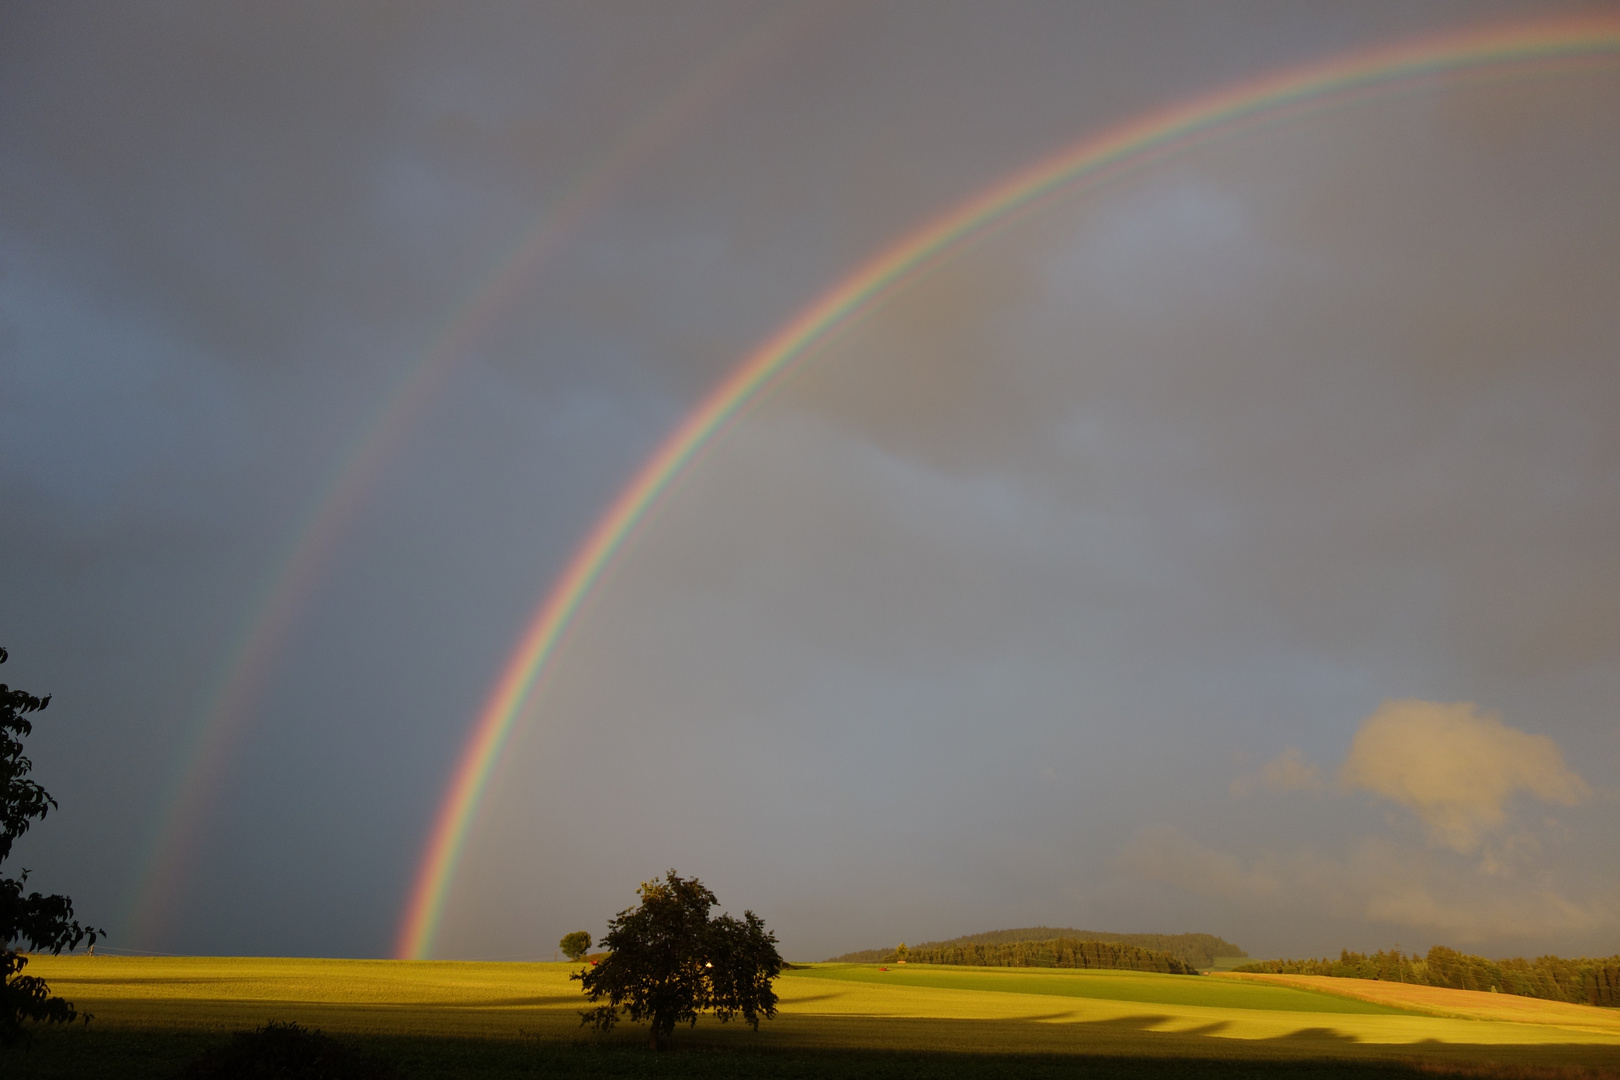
[3,1,1618,962]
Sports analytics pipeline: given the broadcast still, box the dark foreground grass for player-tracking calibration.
[5,1024,1572,1080]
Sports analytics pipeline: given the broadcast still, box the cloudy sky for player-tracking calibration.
[3,1,1619,963]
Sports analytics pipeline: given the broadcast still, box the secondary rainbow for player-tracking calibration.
[120,6,826,948]
[397,15,1620,960]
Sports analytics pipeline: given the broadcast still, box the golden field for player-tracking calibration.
[16,954,1620,1073]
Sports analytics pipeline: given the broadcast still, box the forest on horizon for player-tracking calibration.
[828,928,1246,968]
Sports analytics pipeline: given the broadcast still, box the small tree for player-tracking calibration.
[574,870,782,1050]
[2,647,101,1045]
[559,931,592,963]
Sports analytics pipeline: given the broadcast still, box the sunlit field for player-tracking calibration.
[1225,972,1620,1033]
[10,956,1620,1079]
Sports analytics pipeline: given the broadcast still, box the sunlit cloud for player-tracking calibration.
[1228,702,1589,855]
[1118,826,1614,944]
[1230,747,1325,797]
[1339,700,1588,853]
[1155,702,1611,943]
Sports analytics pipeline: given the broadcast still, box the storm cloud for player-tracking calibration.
[3,2,1618,963]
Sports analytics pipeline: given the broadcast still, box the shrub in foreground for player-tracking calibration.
[182,1021,401,1079]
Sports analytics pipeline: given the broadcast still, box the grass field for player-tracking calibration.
[7,955,1620,1078]
[1225,973,1620,1034]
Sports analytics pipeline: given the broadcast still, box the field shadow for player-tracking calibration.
[1266,1025,1364,1046]
[1067,1013,1176,1032]
[14,1009,1620,1080]
[429,995,583,1009]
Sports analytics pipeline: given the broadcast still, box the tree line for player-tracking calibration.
[1234,946,1620,1008]
[831,928,1244,968]
[878,937,1201,975]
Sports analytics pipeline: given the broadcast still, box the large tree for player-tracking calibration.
[2,647,101,1046]
[575,870,782,1050]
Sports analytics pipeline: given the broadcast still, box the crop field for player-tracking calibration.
[1224,972,1620,1033]
[8,956,1620,1079]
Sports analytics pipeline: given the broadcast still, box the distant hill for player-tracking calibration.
[828,928,1246,968]
[897,937,1202,975]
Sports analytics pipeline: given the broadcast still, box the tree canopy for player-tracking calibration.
[575,870,782,1050]
[2,647,101,1045]
[559,931,592,963]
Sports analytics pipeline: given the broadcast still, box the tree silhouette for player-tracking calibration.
[575,870,781,1050]
[2,647,101,1045]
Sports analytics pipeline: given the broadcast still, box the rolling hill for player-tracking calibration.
[829,928,1246,968]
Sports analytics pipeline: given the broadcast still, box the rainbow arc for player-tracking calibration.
[121,5,828,946]
[396,15,1620,960]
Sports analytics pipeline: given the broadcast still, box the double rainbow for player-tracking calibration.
[397,15,1620,959]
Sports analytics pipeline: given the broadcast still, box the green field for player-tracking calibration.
[7,955,1620,1078]
[789,963,1407,1012]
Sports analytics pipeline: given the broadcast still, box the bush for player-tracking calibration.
[181,1021,401,1079]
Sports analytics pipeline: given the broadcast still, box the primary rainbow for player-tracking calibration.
[396,15,1620,960]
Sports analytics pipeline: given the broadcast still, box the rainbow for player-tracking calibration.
[396,15,1620,959]
[121,5,830,947]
